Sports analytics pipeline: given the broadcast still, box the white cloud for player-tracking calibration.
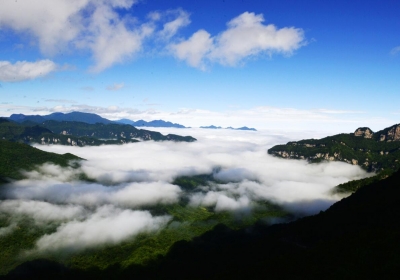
[6,180,181,208]
[390,46,400,55]
[106,83,125,91]
[0,0,89,54]
[170,30,214,69]
[170,12,306,69]
[34,206,171,252]
[0,0,147,72]
[0,200,86,222]
[0,60,57,82]
[159,9,191,40]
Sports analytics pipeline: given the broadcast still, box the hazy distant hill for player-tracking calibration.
[9,112,189,129]
[9,112,113,124]
[117,119,186,128]
[201,125,257,131]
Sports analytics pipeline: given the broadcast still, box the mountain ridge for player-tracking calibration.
[200,125,257,131]
[9,112,113,125]
[1,119,196,146]
[268,123,400,173]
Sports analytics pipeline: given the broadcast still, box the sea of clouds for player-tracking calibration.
[0,128,369,253]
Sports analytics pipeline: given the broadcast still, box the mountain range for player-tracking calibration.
[1,118,196,146]
[9,112,256,130]
[116,119,187,128]
[9,112,113,125]
[200,125,257,131]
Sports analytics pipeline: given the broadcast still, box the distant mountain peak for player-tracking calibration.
[200,125,257,131]
[116,119,186,128]
[9,111,113,124]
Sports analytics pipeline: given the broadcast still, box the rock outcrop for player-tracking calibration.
[354,127,374,138]
[378,124,400,142]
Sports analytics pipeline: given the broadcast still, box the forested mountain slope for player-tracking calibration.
[268,124,400,173]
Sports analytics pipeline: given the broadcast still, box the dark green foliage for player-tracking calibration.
[334,168,394,193]
[0,215,59,275]
[0,140,82,181]
[172,174,217,191]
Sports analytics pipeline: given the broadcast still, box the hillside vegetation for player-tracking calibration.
[0,140,82,182]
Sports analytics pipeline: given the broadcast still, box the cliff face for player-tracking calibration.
[354,127,373,138]
[377,124,400,142]
[268,123,400,173]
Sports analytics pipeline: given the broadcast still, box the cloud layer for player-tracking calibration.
[0,128,369,253]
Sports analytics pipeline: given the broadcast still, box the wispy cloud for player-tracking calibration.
[312,109,365,114]
[45,99,77,104]
[158,9,191,40]
[80,86,95,92]
[390,46,400,55]
[106,83,125,91]
[0,60,57,82]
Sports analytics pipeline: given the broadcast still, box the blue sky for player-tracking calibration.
[0,0,399,132]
